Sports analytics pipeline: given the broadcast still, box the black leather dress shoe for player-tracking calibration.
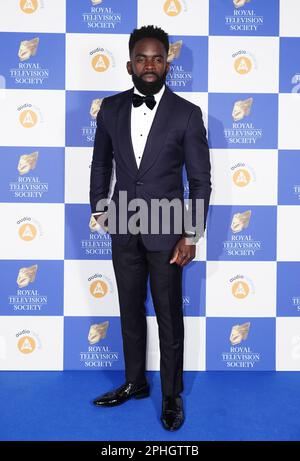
[92,381,150,407]
[161,395,184,431]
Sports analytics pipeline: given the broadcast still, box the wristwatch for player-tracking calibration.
[182,230,199,244]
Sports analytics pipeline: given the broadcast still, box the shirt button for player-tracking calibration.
[140,134,143,136]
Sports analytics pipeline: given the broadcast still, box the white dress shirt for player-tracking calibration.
[93,84,165,217]
[131,83,165,169]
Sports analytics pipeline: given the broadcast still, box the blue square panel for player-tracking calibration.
[0,260,63,316]
[277,262,300,317]
[0,147,64,203]
[166,35,208,92]
[209,0,279,36]
[208,93,278,149]
[278,150,300,205]
[66,0,137,33]
[1,32,65,89]
[207,205,277,261]
[66,91,117,147]
[206,317,275,371]
[280,38,300,94]
[65,204,112,260]
[64,316,124,370]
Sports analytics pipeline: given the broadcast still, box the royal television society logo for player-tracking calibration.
[84,215,111,256]
[82,98,102,144]
[88,273,114,299]
[88,321,109,344]
[166,40,193,89]
[225,0,264,33]
[10,37,50,86]
[90,47,115,73]
[224,97,263,146]
[234,0,251,6]
[79,321,120,368]
[8,264,48,313]
[19,0,43,14]
[292,296,300,313]
[80,0,122,30]
[222,210,262,257]
[163,0,187,16]
[291,74,300,94]
[8,151,49,199]
[231,161,255,188]
[16,329,41,355]
[221,321,260,369]
[18,37,39,61]
[293,184,300,200]
[230,274,254,299]
[232,50,256,75]
[18,103,43,128]
[231,210,251,233]
[230,321,250,345]
[17,216,43,241]
[17,264,37,288]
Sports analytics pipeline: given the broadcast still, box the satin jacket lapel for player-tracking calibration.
[138,86,175,179]
[117,87,139,179]
[116,86,176,180]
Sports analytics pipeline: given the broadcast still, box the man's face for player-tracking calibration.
[127,37,170,95]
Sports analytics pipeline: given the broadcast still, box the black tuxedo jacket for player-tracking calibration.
[90,85,211,251]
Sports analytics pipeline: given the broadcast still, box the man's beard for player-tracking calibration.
[131,69,168,96]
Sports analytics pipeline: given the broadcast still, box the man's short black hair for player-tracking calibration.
[129,25,169,56]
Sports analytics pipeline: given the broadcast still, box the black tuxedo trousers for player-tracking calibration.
[111,231,184,398]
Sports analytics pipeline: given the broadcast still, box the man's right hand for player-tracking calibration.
[94,212,109,233]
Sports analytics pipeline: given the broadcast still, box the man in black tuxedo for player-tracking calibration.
[90,25,211,431]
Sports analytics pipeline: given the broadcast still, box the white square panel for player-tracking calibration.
[280,0,300,37]
[206,261,277,317]
[276,317,300,370]
[210,149,278,205]
[0,203,64,260]
[65,147,116,205]
[65,147,93,204]
[0,89,65,147]
[208,36,279,93]
[0,316,63,370]
[0,0,66,33]
[137,0,209,36]
[195,231,207,262]
[64,260,120,317]
[277,205,300,261]
[66,33,133,91]
[278,94,300,149]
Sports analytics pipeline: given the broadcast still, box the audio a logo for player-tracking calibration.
[90,47,112,73]
[163,0,183,17]
[19,0,40,14]
[230,275,253,299]
[18,104,39,128]
[88,273,114,299]
[16,329,41,355]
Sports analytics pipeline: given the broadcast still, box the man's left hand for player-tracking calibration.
[169,237,196,266]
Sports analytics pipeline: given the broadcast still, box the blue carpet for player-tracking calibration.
[1,371,300,441]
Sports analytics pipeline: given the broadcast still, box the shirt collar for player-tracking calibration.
[133,83,165,105]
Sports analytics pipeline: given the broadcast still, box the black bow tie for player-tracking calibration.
[132,93,156,110]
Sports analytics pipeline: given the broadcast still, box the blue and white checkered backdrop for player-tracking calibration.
[0,0,300,371]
